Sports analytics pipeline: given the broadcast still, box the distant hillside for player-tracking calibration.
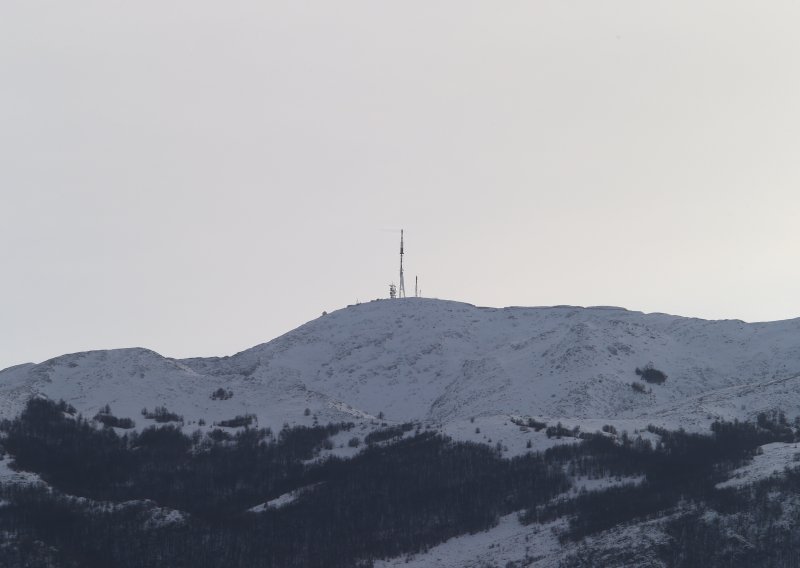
[3,298,800,434]
[5,299,800,567]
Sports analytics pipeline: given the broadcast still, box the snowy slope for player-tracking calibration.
[3,298,800,434]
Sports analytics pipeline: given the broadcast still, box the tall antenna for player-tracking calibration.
[398,230,406,298]
[415,276,418,298]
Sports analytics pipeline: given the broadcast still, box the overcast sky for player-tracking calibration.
[2,1,800,369]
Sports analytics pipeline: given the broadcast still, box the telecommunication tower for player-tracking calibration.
[398,230,406,298]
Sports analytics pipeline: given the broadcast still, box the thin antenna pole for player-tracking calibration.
[415,276,418,298]
[398,229,406,298]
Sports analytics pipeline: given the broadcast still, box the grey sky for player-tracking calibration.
[2,1,800,370]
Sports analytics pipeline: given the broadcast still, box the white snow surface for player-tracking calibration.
[0,456,41,486]
[3,299,800,435]
[375,508,669,568]
[375,513,565,568]
[717,441,800,489]
[247,484,321,513]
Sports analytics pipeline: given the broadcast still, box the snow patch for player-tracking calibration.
[375,514,566,568]
[248,484,321,513]
[717,442,800,489]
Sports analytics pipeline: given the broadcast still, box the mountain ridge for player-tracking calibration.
[3,298,800,436]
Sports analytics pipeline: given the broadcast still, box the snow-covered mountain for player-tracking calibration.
[6,298,800,568]
[3,298,800,435]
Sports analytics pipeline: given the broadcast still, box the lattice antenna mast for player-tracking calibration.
[398,229,406,298]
